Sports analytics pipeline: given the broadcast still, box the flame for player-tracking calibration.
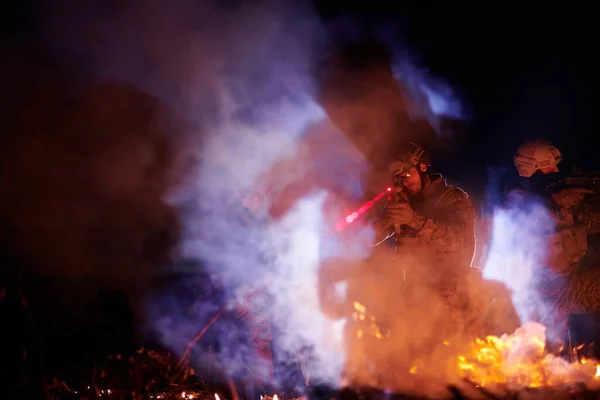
[351,301,389,340]
[457,322,600,388]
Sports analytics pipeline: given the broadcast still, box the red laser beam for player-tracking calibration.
[334,187,392,232]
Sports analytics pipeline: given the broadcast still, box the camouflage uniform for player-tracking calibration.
[335,172,478,387]
[321,143,480,386]
[505,177,600,337]
[374,173,476,302]
[567,194,600,317]
[368,173,485,350]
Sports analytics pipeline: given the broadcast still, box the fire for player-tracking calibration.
[457,322,600,388]
[351,301,389,340]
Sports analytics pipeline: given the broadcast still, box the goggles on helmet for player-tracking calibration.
[514,155,538,178]
[514,151,562,178]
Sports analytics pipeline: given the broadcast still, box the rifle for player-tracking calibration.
[560,172,600,213]
[564,172,600,190]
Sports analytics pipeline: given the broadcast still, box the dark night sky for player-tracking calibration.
[2,0,600,377]
[310,2,600,208]
[330,3,599,164]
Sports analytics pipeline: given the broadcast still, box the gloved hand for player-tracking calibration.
[552,187,593,208]
[384,201,416,226]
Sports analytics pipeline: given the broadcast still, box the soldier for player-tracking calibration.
[506,139,600,341]
[366,142,483,384]
[374,142,476,312]
[319,143,482,386]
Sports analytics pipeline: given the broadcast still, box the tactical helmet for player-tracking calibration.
[387,142,431,176]
[514,139,562,178]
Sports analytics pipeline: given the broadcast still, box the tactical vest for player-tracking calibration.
[395,185,476,270]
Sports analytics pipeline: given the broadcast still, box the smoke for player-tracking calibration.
[116,1,359,388]
[19,0,481,391]
[482,191,556,331]
[38,0,376,389]
[167,117,357,388]
[392,60,469,130]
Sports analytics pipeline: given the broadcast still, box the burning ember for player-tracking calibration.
[457,322,600,388]
[49,317,600,399]
[351,301,389,340]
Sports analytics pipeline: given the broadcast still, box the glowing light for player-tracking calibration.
[457,322,600,387]
[335,188,390,231]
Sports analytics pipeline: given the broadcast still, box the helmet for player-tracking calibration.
[387,142,431,176]
[514,139,562,178]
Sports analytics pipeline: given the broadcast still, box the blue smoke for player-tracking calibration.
[41,0,481,390]
[123,0,373,390]
[43,0,369,389]
[481,172,562,339]
[482,200,551,321]
[391,58,469,135]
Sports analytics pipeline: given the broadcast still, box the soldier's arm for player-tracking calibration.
[577,202,600,234]
[566,267,600,314]
[405,188,473,253]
